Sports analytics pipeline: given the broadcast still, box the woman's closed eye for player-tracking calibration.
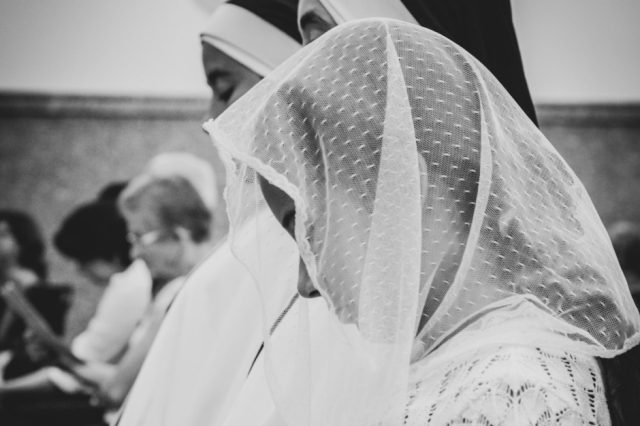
[207,71,235,103]
[214,85,234,103]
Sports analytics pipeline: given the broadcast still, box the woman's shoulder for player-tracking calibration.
[404,345,610,425]
[10,267,39,288]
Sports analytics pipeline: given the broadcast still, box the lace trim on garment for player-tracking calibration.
[403,345,610,426]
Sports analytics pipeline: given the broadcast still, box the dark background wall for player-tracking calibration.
[541,108,640,227]
[1,94,639,338]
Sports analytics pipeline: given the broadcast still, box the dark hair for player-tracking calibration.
[0,210,47,280]
[97,181,128,203]
[54,201,131,266]
[119,175,212,243]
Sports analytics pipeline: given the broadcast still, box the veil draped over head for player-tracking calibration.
[205,19,640,425]
[305,0,538,125]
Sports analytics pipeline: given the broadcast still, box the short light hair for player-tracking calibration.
[119,174,212,243]
[145,152,218,210]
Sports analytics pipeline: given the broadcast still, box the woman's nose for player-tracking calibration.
[130,244,142,260]
[297,259,320,298]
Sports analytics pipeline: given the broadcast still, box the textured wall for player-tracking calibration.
[536,104,640,227]
[546,127,640,226]
[1,96,639,338]
[3,0,640,103]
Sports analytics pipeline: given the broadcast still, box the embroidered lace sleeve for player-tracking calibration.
[405,345,610,426]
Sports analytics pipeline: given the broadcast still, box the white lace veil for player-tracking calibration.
[205,19,640,425]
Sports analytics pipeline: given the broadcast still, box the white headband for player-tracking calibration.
[201,3,300,77]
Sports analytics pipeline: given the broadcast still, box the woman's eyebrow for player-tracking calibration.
[206,69,231,87]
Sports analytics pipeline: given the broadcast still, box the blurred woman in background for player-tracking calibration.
[0,210,47,289]
[0,210,76,423]
[1,153,216,422]
[54,200,151,366]
[0,210,68,371]
[0,196,150,425]
[70,169,214,412]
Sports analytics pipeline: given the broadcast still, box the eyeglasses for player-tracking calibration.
[127,229,171,247]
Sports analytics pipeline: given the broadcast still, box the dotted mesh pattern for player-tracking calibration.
[206,19,640,425]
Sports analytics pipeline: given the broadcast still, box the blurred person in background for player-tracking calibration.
[0,189,151,376]
[0,210,69,377]
[0,198,150,426]
[0,210,47,289]
[0,210,51,356]
[118,174,213,296]
[0,210,76,424]
[145,152,218,212]
[70,168,214,416]
[1,152,216,418]
[54,200,152,366]
[96,181,128,204]
[57,160,214,373]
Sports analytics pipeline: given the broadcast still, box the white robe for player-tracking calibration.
[116,209,299,425]
[72,259,152,363]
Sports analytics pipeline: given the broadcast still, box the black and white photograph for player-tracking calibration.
[1,1,639,425]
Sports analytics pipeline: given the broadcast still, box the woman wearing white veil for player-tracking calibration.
[205,19,640,425]
[120,2,626,425]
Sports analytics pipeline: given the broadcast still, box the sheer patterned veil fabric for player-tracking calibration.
[205,19,640,425]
